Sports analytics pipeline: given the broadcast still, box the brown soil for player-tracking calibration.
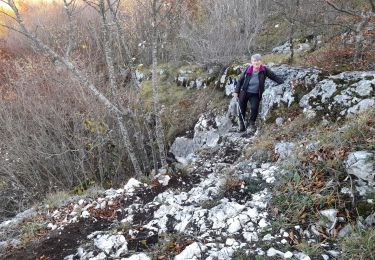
[2,219,111,260]
[2,172,201,260]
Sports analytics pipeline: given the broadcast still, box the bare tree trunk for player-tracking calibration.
[99,0,144,176]
[117,115,143,177]
[63,0,76,60]
[99,0,117,98]
[151,0,168,170]
[288,24,295,64]
[88,1,146,177]
[353,14,368,62]
[106,0,151,174]
[145,116,159,176]
[288,0,299,64]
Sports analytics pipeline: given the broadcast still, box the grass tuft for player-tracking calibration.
[340,228,375,260]
[44,191,71,209]
[20,215,46,243]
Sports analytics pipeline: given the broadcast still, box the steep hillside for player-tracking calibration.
[1,63,374,259]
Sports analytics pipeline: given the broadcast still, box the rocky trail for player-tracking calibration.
[2,122,336,260]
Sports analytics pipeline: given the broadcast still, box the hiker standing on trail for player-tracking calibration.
[233,54,284,132]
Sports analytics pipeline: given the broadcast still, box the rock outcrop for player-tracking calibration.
[221,64,374,123]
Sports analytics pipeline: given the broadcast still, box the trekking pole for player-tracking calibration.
[236,97,247,130]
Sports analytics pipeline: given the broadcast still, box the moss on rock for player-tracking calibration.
[356,200,375,217]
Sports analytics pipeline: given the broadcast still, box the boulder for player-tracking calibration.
[170,137,197,164]
[259,65,320,120]
[320,209,337,223]
[275,117,284,126]
[345,151,375,184]
[174,242,206,260]
[300,71,375,119]
[274,142,296,160]
[272,42,291,54]
[170,113,231,164]
[365,213,375,226]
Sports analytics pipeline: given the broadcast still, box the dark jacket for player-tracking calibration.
[234,65,284,99]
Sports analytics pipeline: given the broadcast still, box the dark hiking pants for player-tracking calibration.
[238,91,260,125]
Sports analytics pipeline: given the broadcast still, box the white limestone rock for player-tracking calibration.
[365,212,375,226]
[155,174,171,186]
[347,99,375,116]
[345,151,375,184]
[303,108,317,119]
[338,224,353,237]
[267,247,284,257]
[124,178,142,192]
[217,247,235,258]
[225,238,236,246]
[258,218,269,228]
[320,209,338,223]
[89,252,107,260]
[94,235,127,255]
[294,252,311,260]
[227,218,242,234]
[0,208,36,228]
[81,210,90,218]
[174,242,206,260]
[260,65,321,120]
[196,78,204,89]
[122,253,151,260]
[170,137,196,164]
[275,117,284,126]
[170,113,226,164]
[135,70,144,81]
[284,251,294,258]
[225,79,236,96]
[275,142,295,160]
[243,232,259,242]
[272,42,291,54]
[299,71,375,118]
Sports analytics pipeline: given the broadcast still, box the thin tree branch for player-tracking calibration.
[82,0,100,12]
[63,0,76,59]
[325,0,358,16]
[0,9,17,22]
[0,23,29,37]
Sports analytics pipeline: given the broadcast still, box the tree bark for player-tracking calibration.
[353,14,368,62]
[151,0,168,170]
[288,26,295,64]
[106,0,151,174]
[99,0,143,176]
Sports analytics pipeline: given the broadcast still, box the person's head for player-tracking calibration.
[251,54,262,70]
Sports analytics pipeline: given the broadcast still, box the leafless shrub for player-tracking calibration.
[0,54,135,219]
[177,0,268,64]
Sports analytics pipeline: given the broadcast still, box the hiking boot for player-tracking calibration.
[238,120,245,132]
[247,121,256,132]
